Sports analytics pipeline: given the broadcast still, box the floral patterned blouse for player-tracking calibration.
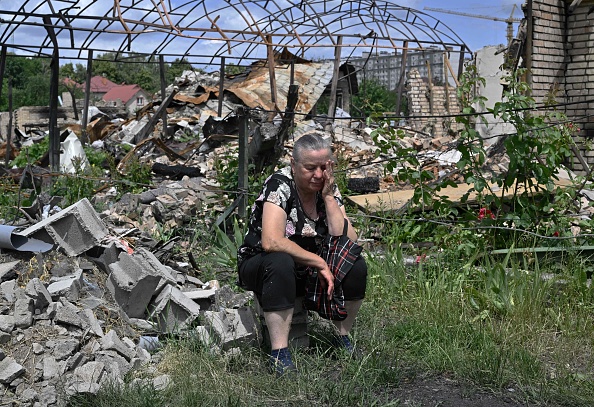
[237,166,343,267]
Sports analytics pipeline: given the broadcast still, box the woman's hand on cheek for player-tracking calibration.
[322,160,336,196]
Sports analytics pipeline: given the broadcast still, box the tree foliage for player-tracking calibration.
[351,79,401,118]
[0,52,199,111]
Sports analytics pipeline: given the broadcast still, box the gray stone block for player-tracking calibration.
[14,298,33,329]
[0,280,16,302]
[148,285,200,333]
[0,261,19,283]
[100,330,135,361]
[183,288,217,310]
[0,315,15,334]
[53,299,87,329]
[43,356,65,380]
[202,307,259,350]
[18,198,108,256]
[106,249,176,319]
[82,309,104,337]
[47,270,83,302]
[47,338,80,361]
[25,278,52,311]
[0,357,24,384]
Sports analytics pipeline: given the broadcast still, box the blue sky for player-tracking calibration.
[413,0,525,51]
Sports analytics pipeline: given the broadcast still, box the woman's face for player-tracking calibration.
[291,148,332,194]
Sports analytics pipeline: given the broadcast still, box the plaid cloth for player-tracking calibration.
[304,219,363,320]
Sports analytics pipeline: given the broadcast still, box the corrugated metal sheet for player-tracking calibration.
[225,61,335,122]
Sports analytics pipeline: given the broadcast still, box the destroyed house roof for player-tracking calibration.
[90,76,118,94]
[102,84,145,104]
[225,60,334,117]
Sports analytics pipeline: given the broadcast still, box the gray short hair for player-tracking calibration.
[293,134,332,163]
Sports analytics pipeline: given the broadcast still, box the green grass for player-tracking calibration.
[68,246,594,406]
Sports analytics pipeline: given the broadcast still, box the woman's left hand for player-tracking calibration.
[322,159,337,197]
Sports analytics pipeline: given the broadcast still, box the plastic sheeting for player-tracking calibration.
[0,225,53,253]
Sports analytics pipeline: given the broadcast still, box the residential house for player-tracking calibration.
[102,84,150,115]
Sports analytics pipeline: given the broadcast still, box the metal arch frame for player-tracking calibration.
[0,0,470,64]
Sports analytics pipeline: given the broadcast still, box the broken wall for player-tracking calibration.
[0,112,10,142]
[406,69,463,138]
[475,46,517,146]
[14,106,78,132]
[527,0,594,173]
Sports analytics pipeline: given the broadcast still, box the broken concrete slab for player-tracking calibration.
[25,278,52,311]
[47,269,83,302]
[18,198,109,256]
[0,357,25,384]
[100,330,135,361]
[47,338,80,361]
[0,279,16,302]
[53,299,88,329]
[106,254,163,319]
[0,315,15,334]
[183,287,217,311]
[0,261,20,284]
[148,285,201,333]
[202,307,259,350]
[13,298,34,329]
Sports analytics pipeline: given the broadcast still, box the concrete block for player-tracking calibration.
[0,261,20,283]
[25,278,52,311]
[148,285,200,333]
[86,241,123,274]
[53,299,88,329]
[14,298,33,329]
[106,249,176,319]
[0,315,15,333]
[183,288,217,310]
[0,280,16,302]
[67,361,105,395]
[18,198,108,256]
[202,307,259,350]
[0,357,25,384]
[100,330,135,361]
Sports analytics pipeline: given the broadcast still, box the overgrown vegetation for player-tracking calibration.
[0,52,197,111]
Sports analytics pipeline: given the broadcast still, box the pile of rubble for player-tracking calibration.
[0,197,256,406]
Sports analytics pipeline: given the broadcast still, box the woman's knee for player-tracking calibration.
[342,256,367,300]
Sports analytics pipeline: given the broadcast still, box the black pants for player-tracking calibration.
[238,251,367,312]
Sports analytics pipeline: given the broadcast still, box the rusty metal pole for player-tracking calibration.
[395,41,409,118]
[5,78,13,167]
[218,56,225,117]
[237,106,248,219]
[159,55,168,135]
[44,16,60,173]
[81,49,93,145]
[0,45,6,106]
[266,35,278,118]
[327,35,343,118]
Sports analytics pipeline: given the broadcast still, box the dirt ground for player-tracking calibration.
[381,373,540,407]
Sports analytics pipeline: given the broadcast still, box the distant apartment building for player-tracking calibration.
[349,46,449,89]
